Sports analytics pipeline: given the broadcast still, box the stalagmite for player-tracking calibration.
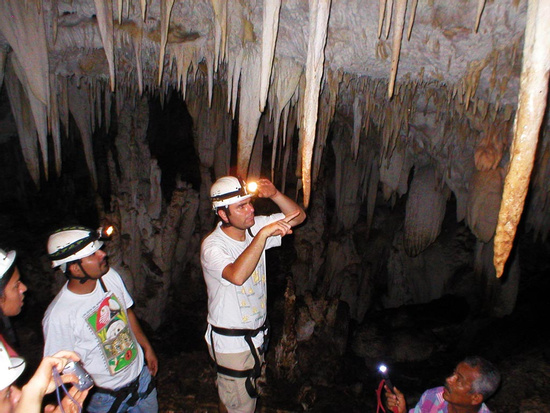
[158,0,175,85]
[301,0,332,208]
[259,0,281,112]
[388,0,407,98]
[93,0,116,91]
[494,0,550,278]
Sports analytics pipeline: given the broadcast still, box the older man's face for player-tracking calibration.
[443,362,482,407]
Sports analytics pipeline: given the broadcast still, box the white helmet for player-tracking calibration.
[47,226,104,272]
[0,249,16,291]
[0,341,25,390]
[210,176,254,210]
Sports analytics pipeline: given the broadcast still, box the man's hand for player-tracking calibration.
[255,178,278,199]
[259,210,300,239]
[385,385,406,413]
[144,346,159,376]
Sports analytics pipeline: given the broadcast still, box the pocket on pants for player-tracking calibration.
[217,374,245,409]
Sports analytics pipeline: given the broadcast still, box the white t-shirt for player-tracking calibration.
[201,213,284,353]
[42,268,144,390]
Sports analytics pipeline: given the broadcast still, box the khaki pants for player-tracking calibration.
[208,345,264,413]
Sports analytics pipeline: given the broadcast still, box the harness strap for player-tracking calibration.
[95,369,155,413]
[210,319,269,399]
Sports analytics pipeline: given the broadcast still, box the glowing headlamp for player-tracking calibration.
[98,225,114,239]
[247,181,258,194]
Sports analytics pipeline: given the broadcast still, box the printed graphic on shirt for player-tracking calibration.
[85,294,138,375]
[236,268,266,324]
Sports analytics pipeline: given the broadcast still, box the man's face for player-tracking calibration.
[74,249,109,279]
[0,268,27,317]
[223,199,255,230]
[443,362,482,407]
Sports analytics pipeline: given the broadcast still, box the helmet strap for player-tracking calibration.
[66,261,95,284]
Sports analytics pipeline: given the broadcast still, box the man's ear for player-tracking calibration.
[218,209,229,224]
[471,393,483,405]
[68,262,81,276]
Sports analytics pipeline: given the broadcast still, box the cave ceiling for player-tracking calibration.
[0,0,549,277]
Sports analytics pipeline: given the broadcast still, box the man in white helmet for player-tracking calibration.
[202,176,306,413]
[42,226,158,413]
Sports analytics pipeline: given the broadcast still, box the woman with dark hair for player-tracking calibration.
[1,248,89,413]
[0,248,27,355]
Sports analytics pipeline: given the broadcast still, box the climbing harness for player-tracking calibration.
[210,318,270,398]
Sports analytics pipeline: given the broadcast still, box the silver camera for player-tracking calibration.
[62,360,94,391]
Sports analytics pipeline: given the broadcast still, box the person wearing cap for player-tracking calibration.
[1,341,88,413]
[42,226,158,413]
[0,248,27,356]
[202,176,306,413]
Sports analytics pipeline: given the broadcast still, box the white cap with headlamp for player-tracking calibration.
[210,176,257,210]
[47,227,104,273]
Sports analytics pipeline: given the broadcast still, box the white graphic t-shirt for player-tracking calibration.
[43,268,143,389]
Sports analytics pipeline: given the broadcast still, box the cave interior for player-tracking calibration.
[1,0,550,411]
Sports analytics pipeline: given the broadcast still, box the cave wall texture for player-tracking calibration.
[0,0,549,336]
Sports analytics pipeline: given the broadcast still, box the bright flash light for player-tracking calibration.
[378,365,388,374]
[105,226,114,237]
[247,182,258,193]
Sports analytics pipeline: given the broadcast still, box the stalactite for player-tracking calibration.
[407,0,418,40]
[259,0,281,112]
[11,54,49,180]
[474,0,486,33]
[312,69,340,184]
[211,0,228,71]
[352,94,362,160]
[384,0,394,39]
[140,0,147,21]
[158,0,175,85]
[237,47,263,177]
[0,0,50,106]
[93,0,116,91]
[0,47,6,90]
[131,22,144,95]
[49,73,62,176]
[378,0,386,39]
[4,58,40,187]
[301,0,332,208]
[388,0,407,98]
[494,0,550,278]
[68,79,98,188]
[269,57,302,180]
[404,165,450,257]
[467,169,503,243]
